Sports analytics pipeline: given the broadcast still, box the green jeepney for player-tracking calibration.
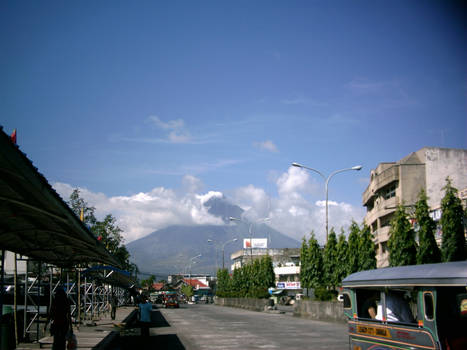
[342,261,467,350]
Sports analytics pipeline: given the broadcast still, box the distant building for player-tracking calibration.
[183,278,211,296]
[168,274,215,286]
[170,277,212,297]
[151,282,166,291]
[362,147,467,268]
[230,248,301,292]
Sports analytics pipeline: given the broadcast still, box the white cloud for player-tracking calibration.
[182,175,204,194]
[254,140,278,153]
[276,166,314,196]
[53,179,224,243]
[233,185,270,221]
[147,115,192,144]
[233,166,365,244]
[196,191,223,205]
[147,115,185,130]
[168,130,191,143]
[53,167,365,245]
[182,159,243,174]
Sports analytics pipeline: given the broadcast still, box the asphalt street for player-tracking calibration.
[152,303,349,350]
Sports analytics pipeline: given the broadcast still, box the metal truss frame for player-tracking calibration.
[0,253,131,344]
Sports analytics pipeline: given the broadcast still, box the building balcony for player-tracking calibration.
[363,166,399,205]
[364,196,399,227]
[377,165,399,189]
[375,226,391,244]
[376,250,390,268]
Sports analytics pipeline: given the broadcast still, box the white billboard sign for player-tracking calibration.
[276,281,301,290]
[243,238,268,249]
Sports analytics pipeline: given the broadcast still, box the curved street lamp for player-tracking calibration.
[221,238,238,270]
[209,238,238,270]
[292,162,362,242]
[188,254,202,286]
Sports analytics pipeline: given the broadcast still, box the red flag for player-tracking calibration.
[10,129,17,144]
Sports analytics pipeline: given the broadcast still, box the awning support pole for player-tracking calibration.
[0,249,5,320]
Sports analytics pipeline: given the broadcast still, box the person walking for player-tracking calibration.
[138,295,152,337]
[44,288,72,350]
[111,294,118,320]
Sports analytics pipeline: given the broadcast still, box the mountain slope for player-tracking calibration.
[126,197,300,277]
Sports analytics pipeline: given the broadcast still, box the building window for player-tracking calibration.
[366,197,375,211]
[380,214,392,228]
[382,182,397,200]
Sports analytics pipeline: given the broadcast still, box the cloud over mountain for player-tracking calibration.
[53,166,365,244]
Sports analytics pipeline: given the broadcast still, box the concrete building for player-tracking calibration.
[230,248,301,292]
[363,147,467,268]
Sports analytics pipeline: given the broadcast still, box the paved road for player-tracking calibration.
[153,303,349,350]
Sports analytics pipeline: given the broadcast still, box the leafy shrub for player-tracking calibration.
[247,287,270,299]
[314,287,337,301]
[216,256,274,299]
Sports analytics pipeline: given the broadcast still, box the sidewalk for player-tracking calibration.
[16,306,137,350]
[102,306,185,350]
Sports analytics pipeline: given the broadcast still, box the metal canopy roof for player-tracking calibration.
[82,266,136,288]
[342,261,467,288]
[0,127,120,267]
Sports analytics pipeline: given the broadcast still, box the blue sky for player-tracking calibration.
[1,1,466,244]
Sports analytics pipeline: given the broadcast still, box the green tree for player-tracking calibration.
[248,259,262,296]
[358,224,376,271]
[181,284,194,298]
[347,221,360,274]
[222,255,274,299]
[260,255,275,290]
[231,267,245,297]
[335,229,349,284]
[300,236,311,293]
[68,189,132,270]
[415,189,441,264]
[93,214,123,252]
[140,274,156,291]
[216,268,230,297]
[67,188,97,227]
[323,228,339,288]
[388,205,417,266]
[440,178,467,262]
[114,245,132,271]
[243,264,253,296]
[307,233,323,289]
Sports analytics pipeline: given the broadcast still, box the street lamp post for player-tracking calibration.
[291,162,362,242]
[208,238,238,270]
[221,238,238,270]
[207,239,219,270]
[188,254,201,287]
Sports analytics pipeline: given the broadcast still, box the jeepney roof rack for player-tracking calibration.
[342,261,467,288]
